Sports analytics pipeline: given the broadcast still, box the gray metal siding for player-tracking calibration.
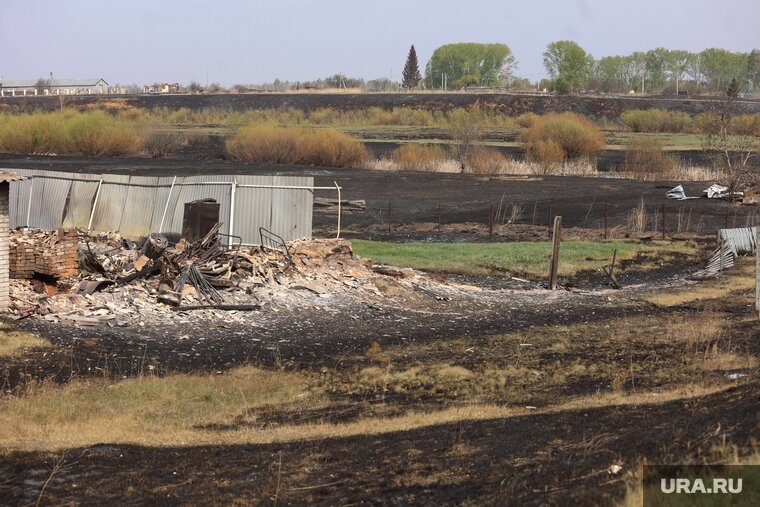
[8,172,314,243]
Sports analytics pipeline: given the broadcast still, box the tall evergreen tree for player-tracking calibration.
[402,45,422,88]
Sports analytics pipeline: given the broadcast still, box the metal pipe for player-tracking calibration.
[158,175,177,233]
[87,179,103,230]
[334,180,341,239]
[25,177,34,227]
[229,177,237,244]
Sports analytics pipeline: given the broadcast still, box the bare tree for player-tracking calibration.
[702,78,760,195]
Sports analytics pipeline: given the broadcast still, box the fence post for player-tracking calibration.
[757,226,760,318]
[437,205,442,238]
[334,180,341,239]
[489,205,494,241]
[388,201,392,238]
[604,203,608,240]
[549,216,562,290]
[229,177,237,243]
[87,178,103,230]
[661,204,666,240]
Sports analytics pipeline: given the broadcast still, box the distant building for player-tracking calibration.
[144,83,180,94]
[0,78,109,97]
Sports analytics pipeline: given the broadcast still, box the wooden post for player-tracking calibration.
[548,204,554,239]
[437,205,441,238]
[549,216,562,290]
[607,249,617,287]
[661,204,666,240]
[756,226,760,318]
[388,201,392,238]
[604,203,608,240]
[488,205,494,241]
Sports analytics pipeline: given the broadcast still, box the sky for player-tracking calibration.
[1,0,758,86]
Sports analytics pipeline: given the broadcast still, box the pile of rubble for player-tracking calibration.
[8,225,430,327]
[10,228,79,279]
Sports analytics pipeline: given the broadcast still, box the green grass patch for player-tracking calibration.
[351,239,696,277]
[0,325,49,356]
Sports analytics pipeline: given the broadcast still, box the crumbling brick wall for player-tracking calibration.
[0,182,9,311]
[10,228,79,280]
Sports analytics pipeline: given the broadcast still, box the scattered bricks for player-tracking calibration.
[10,228,79,280]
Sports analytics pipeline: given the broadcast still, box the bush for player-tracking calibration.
[390,144,447,171]
[142,130,185,158]
[622,138,676,177]
[515,112,538,129]
[731,114,760,136]
[67,111,142,156]
[0,110,141,156]
[519,112,605,164]
[620,109,692,133]
[467,148,510,175]
[225,124,369,168]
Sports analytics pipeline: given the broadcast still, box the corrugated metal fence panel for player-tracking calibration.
[30,170,73,230]
[119,176,162,239]
[90,174,131,232]
[164,176,233,238]
[270,176,313,241]
[719,227,757,255]
[9,169,35,227]
[63,173,101,228]
[149,177,178,232]
[235,175,273,245]
[7,171,314,242]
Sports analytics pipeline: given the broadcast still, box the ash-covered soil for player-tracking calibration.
[3,91,760,119]
[0,153,750,239]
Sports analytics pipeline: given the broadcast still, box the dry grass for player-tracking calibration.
[141,130,185,158]
[0,110,141,156]
[645,259,755,307]
[389,143,448,171]
[467,148,510,175]
[363,157,462,173]
[0,325,49,356]
[0,362,736,453]
[226,124,369,168]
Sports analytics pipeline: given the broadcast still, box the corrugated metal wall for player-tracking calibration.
[9,170,315,244]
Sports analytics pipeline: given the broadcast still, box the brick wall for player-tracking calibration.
[10,228,79,281]
[0,183,9,312]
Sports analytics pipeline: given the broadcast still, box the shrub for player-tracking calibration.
[0,110,141,156]
[390,144,447,171]
[67,111,142,156]
[731,114,760,136]
[620,109,692,133]
[225,124,369,168]
[515,112,538,128]
[467,148,510,175]
[622,138,676,177]
[142,130,185,158]
[519,112,605,164]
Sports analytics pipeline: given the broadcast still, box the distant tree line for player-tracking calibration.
[119,41,760,96]
[540,42,760,95]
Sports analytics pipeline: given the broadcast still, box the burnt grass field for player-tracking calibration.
[1,93,759,506]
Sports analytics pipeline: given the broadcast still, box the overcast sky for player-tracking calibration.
[1,0,758,86]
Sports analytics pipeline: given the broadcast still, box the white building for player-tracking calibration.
[0,78,109,97]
